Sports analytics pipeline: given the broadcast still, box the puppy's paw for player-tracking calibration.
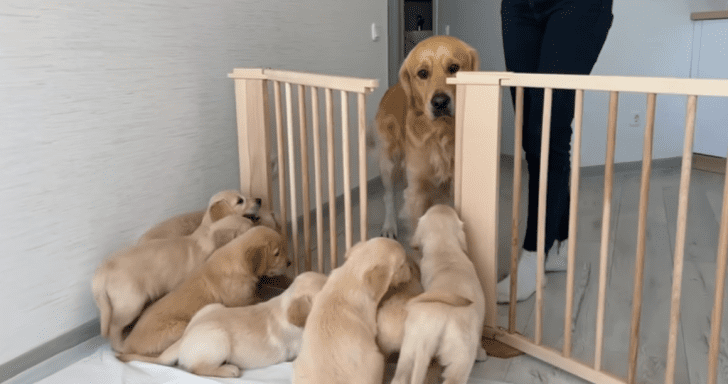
[216,364,242,378]
[243,213,260,224]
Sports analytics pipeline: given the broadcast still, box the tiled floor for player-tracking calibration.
[9,162,727,384]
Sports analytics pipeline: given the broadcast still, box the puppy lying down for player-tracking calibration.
[118,271,327,378]
[294,237,412,384]
[117,226,289,359]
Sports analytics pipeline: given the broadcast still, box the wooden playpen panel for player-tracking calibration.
[229,68,378,275]
[449,72,728,384]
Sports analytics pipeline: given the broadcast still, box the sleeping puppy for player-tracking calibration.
[392,205,486,384]
[374,36,479,239]
[92,197,256,352]
[117,226,289,359]
[138,190,272,243]
[117,271,327,378]
[293,237,412,384]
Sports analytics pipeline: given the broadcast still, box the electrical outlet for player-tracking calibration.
[630,111,641,127]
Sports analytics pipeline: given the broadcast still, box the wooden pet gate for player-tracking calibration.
[230,68,728,384]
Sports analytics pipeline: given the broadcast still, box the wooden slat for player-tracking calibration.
[496,332,627,384]
[508,86,524,332]
[707,146,728,384]
[563,89,584,358]
[341,90,353,251]
[272,81,289,264]
[627,93,656,383]
[595,91,619,371]
[325,88,338,270]
[285,82,300,275]
[535,88,553,345]
[453,84,467,209]
[665,95,698,384]
[311,87,325,273]
[448,72,728,97]
[358,92,368,243]
[230,68,379,94]
[298,85,312,272]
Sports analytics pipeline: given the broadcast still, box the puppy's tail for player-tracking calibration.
[91,272,112,338]
[116,337,181,366]
[410,291,472,307]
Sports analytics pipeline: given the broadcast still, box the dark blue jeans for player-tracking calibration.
[501,0,613,252]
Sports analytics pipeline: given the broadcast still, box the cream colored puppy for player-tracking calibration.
[392,205,486,384]
[116,226,289,359]
[138,190,265,243]
[117,271,327,377]
[294,238,412,384]
[92,199,256,351]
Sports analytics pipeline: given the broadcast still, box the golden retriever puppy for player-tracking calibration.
[117,271,327,377]
[374,36,479,239]
[392,205,486,384]
[92,210,254,352]
[138,190,266,243]
[116,226,289,359]
[293,238,412,384]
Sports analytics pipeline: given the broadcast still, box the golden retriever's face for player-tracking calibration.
[399,36,480,120]
[208,190,263,223]
[346,238,412,301]
[245,227,290,276]
[410,204,467,253]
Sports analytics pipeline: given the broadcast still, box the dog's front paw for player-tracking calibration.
[380,225,398,240]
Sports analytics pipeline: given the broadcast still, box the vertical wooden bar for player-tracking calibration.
[234,78,272,208]
[298,85,312,272]
[595,91,619,371]
[311,87,325,273]
[453,75,504,330]
[453,84,466,210]
[341,90,353,251]
[326,88,338,270]
[665,95,697,384]
[627,93,656,383]
[285,83,300,275]
[508,86,524,333]
[707,145,728,384]
[535,88,553,345]
[273,81,289,262]
[358,92,368,243]
[563,89,584,357]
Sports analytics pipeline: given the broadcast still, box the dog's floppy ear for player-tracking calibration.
[467,44,480,72]
[209,200,233,223]
[398,51,414,106]
[287,296,313,328]
[409,218,424,251]
[364,264,391,301]
[248,246,268,275]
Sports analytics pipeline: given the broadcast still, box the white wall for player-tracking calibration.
[439,0,713,166]
[0,0,387,366]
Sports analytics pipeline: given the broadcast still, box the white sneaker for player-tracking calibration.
[496,250,547,303]
[545,239,569,272]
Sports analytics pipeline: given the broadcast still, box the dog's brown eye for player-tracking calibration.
[417,69,428,79]
[449,64,460,74]
[237,197,244,205]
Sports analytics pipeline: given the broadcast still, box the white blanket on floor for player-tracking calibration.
[38,344,293,384]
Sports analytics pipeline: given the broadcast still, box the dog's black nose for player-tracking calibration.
[255,198,262,205]
[431,93,450,110]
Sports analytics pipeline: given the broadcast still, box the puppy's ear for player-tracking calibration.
[365,264,391,301]
[209,200,232,223]
[248,246,267,275]
[287,296,313,328]
[409,220,423,251]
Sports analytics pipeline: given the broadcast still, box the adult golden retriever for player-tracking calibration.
[374,36,479,239]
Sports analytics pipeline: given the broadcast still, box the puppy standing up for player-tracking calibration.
[117,272,327,378]
[91,192,260,351]
[117,226,289,359]
[374,36,479,239]
[294,238,412,384]
[392,205,486,384]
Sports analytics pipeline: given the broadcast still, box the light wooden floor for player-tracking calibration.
[288,161,727,384]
